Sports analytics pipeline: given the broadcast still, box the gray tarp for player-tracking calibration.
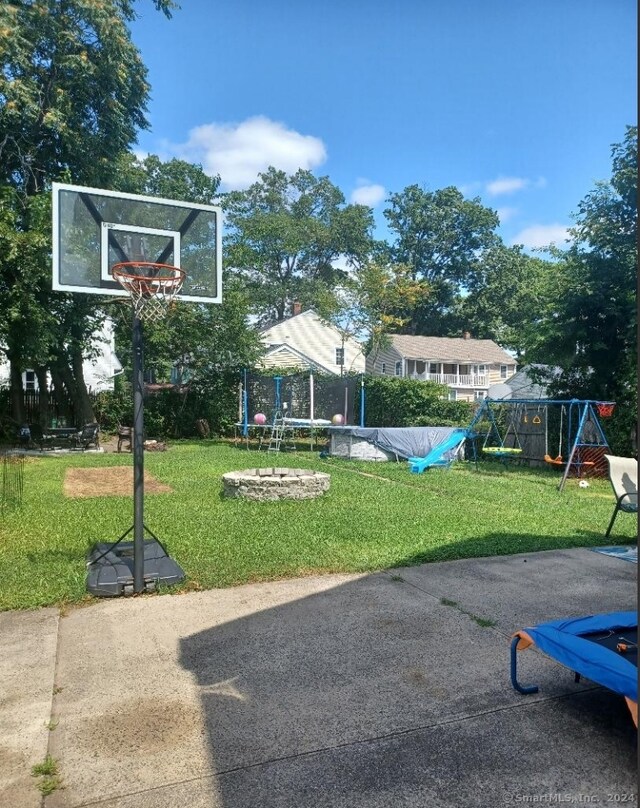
[328,426,460,460]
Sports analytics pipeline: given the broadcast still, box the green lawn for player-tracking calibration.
[0,441,635,610]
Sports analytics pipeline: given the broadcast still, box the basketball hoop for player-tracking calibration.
[111,262,186,322]
[596,402,615,418]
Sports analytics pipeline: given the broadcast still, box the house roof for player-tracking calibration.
[503,364,562,399]
[387,334,515,364]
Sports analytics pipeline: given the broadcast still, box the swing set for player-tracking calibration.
[468,398,615,491]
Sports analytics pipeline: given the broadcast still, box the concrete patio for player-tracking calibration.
[1,547,636,807]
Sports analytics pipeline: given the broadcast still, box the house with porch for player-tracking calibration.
[366,333,517,401]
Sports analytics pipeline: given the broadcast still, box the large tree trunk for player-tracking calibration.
[70,347,95,425]
[50,366,70,422]
[52,358,77,426]
[8,357,25,425]
[35,366,50,425]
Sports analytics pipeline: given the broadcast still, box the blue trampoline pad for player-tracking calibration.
[511,611,638,727]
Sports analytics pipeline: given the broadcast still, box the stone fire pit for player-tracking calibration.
[222,467,330,502]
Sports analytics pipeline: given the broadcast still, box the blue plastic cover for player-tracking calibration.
[523,611,637,702]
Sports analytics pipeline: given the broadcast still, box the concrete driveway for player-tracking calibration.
[1,548,636,808]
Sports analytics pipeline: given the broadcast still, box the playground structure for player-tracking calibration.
[406,398,614,488]
[468,398,613,491]
[237,371,365,451]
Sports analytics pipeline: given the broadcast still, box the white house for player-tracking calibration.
[0,319,123,393]
[259,307,366,375]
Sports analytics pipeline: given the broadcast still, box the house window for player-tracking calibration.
[381,362,387,374]
[448,389,457,401]
[25,370,36,391]
[500,365,509,379]
[477,365,487,375]
[475,390,486,401]
[395,361,402,377]
[335,347,344,367]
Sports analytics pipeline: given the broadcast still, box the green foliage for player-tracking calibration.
[31,754,60,795]
[94,371,242,438]
[223,167,375,324]
[0,0,174,423]
[0,0,164,191]
[533,126,637,455]
[459,245,558,361]
[363,376,472,427]
[31,755,58,777]
[113,152,220,203]
[322,261,429,358]
[383,185,500,335]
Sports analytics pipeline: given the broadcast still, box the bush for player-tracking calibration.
[91,371,242,438]
[363,376,473,428]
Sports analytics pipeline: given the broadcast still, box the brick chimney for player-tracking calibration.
[463,331,471,340]
[292,301,302,316]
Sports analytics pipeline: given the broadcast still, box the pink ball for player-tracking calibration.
[331,414,344,425]
[254,413,267,425]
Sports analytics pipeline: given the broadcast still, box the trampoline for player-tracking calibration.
[511,611,638,726]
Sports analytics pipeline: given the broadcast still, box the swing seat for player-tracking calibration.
[483,447,522,460]
[544,454,564,466]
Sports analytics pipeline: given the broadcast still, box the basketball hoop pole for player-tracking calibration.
[132,314,145,592]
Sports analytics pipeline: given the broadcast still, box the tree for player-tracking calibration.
[322,261,429,368]
[223,167,375,325]
[0,0,174,192]
[457,244,557,361]
[534,126,637,453]
[383,185,500,335]
[0,0,173,425]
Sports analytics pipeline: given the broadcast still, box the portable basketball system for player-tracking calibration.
[469,397,614,491]
[52,182,222,596]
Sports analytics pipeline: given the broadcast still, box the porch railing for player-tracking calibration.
[411,372,488,387]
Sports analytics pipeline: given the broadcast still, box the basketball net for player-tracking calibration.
[111,262,186,322]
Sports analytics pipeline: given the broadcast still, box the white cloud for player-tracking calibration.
[511,224,571,249]
[167,116,327,189]
[486,175,548,196]
[350,181,386,207]
[496,206,518,224]
[486,176,529,196]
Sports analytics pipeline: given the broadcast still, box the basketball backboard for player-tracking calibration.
[52,182,222,303]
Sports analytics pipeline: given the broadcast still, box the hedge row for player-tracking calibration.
[91,373,475,438]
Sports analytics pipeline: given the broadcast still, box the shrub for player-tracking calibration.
[363,376,473,427]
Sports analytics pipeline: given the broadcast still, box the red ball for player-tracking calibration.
[254,413,267,425]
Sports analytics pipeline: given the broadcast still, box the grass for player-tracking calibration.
[31,754,61,795]
[0,441,635,610]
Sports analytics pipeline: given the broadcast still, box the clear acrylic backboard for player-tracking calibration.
[52,182,222,304]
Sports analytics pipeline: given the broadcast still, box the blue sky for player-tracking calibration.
[130,0,636,250]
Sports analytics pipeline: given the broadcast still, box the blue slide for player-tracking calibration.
[408,429,468,473]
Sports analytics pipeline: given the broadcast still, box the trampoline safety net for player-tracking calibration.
[243,372,361,424]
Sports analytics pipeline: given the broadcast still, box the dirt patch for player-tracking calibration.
[64,466,173,498]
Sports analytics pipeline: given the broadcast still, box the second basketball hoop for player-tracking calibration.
[112,261,186,322]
